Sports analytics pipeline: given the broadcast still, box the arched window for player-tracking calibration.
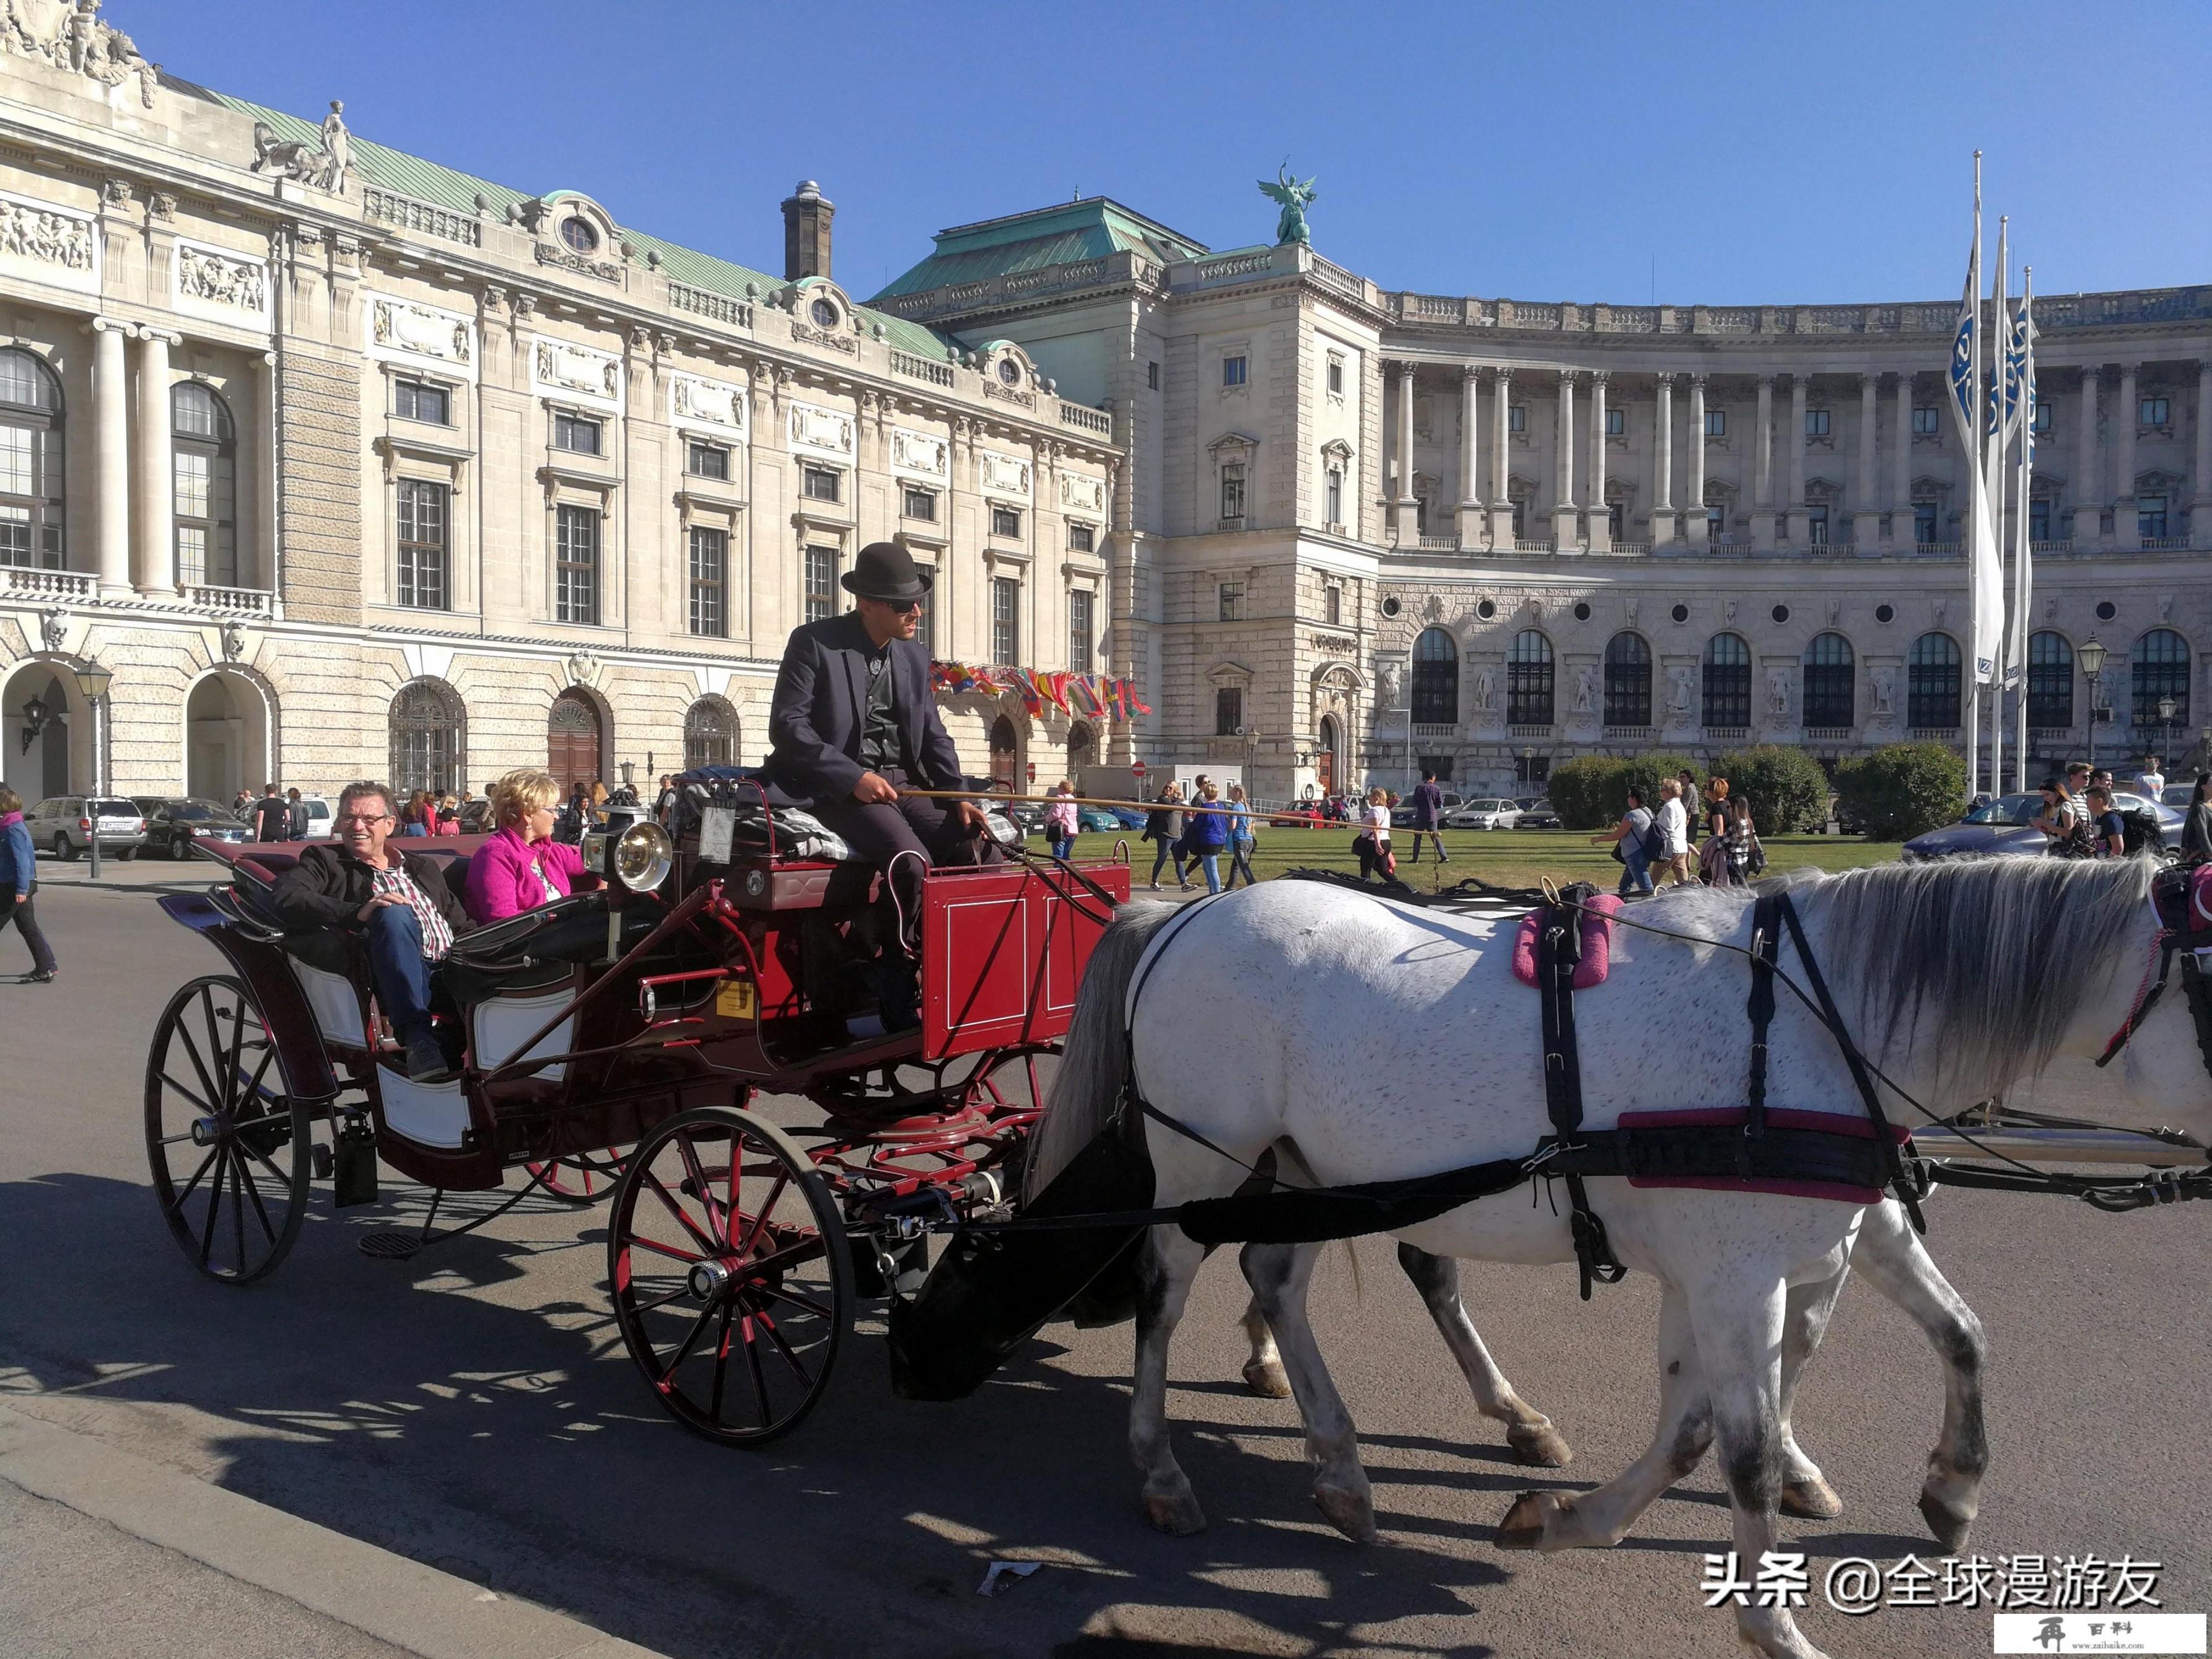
[1067,721,1093,770]
[172,382,237,589]
[2026,632,2073,730]
[1602,632,1651,728]
[1410,627,1459,725]
[1506,630,1554,726]
[1907,633,1962,730]
[1703,633,1751,729]
[1801,633,1855,729]
[0,347,64,571]
[389,679,465,798]
[2131,628,2190,736]
[683,696,737,769]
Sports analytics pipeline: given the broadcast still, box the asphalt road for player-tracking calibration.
[1,883,2207,1659]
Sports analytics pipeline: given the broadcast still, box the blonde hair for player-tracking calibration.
[590,780,609,806]
[1199,781,1219,801]
[487,768,561,829]
[0,784,19,815]
[1367,786,1388,804]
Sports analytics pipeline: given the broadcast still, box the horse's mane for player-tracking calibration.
[1790,856,2158,1098]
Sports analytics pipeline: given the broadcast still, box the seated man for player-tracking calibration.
[272,780,477,1080]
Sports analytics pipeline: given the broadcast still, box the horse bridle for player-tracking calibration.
[2094,863,2206,1069]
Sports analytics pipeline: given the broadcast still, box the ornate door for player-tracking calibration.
[1316,717,1337,795]
[989,716,1019,790]
[548,691,601,795]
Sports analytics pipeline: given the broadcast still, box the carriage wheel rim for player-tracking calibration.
[606,1108,850,1446]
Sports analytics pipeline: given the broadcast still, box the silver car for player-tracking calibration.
[27,794,147,860]
[1443,797,1524,830]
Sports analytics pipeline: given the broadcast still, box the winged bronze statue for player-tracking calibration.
[1258,163,1318,247]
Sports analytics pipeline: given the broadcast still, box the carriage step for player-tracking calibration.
[357,1230,423,1260]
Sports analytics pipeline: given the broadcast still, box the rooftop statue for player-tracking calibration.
[1258,163,1317,247]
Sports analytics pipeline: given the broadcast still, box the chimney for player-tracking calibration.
[782,180,833,282]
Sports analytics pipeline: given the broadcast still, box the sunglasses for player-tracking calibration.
[875,598,923,616]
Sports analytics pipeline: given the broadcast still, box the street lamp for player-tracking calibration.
[2076,635,2107,769]
[71,657,112,880]
[2156,694,2178,774]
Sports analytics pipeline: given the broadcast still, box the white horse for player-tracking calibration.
[1027,857,2202,1659]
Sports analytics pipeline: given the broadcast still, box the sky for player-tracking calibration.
[119,0,2211,308]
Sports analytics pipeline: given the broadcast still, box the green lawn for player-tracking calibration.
[1065,826,1900,891]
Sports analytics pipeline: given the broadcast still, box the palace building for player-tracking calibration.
[2,11,2208,812]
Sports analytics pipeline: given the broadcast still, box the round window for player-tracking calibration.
[2096,600,2117,621]
[1476,598,1497,620]
[559,217,598,255]
[1380,596,1402,618]
[810,297,839,329]
[1875,603,1895,624]
[1573,602,1592,621]
[1670,603,1689,623]
[1771,604,1790,624]
[997,357,1022,386]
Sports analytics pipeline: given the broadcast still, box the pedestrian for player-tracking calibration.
[1043,778,1078,862]
[1407,768,1449,864]
[400,789,434,837]
[1727,793,1760,883]
[230,787,252,816]
[2083,784,2127,859]
[1353,785,1394,882]
[1225,782,1259,889]
[0,785,58,984]
[1186,780,1230,893]
[589,779,610,822]
[1697,777,1733,885]
[1678,771,1702,841]
[284,786,308,841]
[2140,755,2167,797]
[654,774,678,825]
[1142,783,1191,891]
[2031,776,2091,858]
[434,794,462,836]
[249,782,290,843]
[1593,786,1657,898]
[1654,777,1692,885]
[2185,775,2212,864]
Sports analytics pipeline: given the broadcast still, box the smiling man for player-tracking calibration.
[271,780,477,1080]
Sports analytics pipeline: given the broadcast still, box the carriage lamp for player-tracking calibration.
[582,805,674,894]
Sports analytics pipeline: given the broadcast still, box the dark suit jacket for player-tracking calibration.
[271,842,478,939]
[762,611,964,809]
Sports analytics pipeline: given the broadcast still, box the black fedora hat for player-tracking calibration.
[841,541,934,603]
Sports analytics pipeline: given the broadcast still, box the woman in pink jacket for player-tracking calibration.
[463,769,588,924]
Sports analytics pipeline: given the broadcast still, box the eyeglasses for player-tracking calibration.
[881,598,922,616]
[334,813,393,827]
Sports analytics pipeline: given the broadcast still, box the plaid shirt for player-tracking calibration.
[369,864,455,961]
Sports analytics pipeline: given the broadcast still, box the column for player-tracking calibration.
[2076,368,2102,547]
[1784,374,1809,545]
[1456,364,1484,545]
[1749,375,1776,544]
[1650,372,1676,543]
[1586,370,1611,550]
[1889,370,1915,545]
[90,317,132,597]
[1390,361,1417,541]
[133,328,178,596]
[1684,374,1708,546]
[2116,362,2139,548]
[1551,370,1578,547]
[1853,373,1881,551]
[253,351,278,598]
[2193,359,2212,541]
[1487,368,1516,546]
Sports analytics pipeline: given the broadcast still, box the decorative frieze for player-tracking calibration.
[534,243,622,284]
[890,425,948,479]
[791,318,857,354]
[667,370,747,437]
[787,398,854,458]
[0,189,97,294]
[529,333,621,411]
[365,292,478,380]
[1059,470,1105,519]
[980,449,1033,501]
[172,238,269,320]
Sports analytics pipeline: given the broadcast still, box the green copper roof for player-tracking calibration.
[871,196,1209,301]
[173,81,955,362]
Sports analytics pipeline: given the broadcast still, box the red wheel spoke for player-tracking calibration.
[733,1169,789,1261]
[642,1170,719,1256]
[674,1134,727,1246]
[743,1235,825,1280]
[167,1144,220,1214]
[656,1300,719,1386]
[707,1302,735,1423]
[741,1309,772,1426]
[197,1144,229,1265]
[625,1234,703,1266]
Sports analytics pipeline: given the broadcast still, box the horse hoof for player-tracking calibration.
[1313,1482,1377,1544]
[1918,1487,1974,1556]
[1241,1357,1292,1399]
[1143,1487,1208,1536]
[1495,1488,1559,1551]
[1506,1421,1574,1469]
[1779,1475,1844,1520]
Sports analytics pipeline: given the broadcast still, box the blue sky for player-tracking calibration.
[128,0,2208,306]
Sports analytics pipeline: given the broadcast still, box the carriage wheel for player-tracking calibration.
[607,1108,852,1446]
[525,1149,624,1205]
[144,974,312,1285]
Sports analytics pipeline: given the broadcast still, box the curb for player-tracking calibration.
[0,1401,667,1659]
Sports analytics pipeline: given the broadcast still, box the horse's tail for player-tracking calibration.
[1024,898,1183,1202]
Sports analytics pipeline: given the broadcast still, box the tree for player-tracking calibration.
[1712,745,1832,833]
[1834,742,1967,840]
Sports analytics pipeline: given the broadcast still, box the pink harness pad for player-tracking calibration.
[1616,1108,1912,1204]
[2189,862,2212,935]
[1511,895,1622,989]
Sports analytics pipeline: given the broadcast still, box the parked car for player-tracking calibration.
[1269,803,1326,828]
[292,794,335,839]
[133,797,251,859]
[1900,791,2180,862]
[2162,783,2195,810]
[26,794,146,860]
[1443,797,1524,830]
[1076,805,1126,833]
[1513,798,1564,829]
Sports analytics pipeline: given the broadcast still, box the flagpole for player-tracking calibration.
[1965,154,1983,797]
[2015,266,2035,779]
[1988,216,2008,798]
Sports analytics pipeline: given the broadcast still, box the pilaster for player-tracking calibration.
[1650,372,1676,543]
[132,326,180,595]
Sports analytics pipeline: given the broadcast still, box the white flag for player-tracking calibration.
[1947,252,2004,685]
[2006,281,2036,688]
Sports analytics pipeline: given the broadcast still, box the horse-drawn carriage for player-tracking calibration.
[147,775,1128,1442]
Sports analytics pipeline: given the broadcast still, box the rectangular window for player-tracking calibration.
[552,411,601,455]
[2032,401,2053,434]
[0,425,31,496]
[991,504,1022,539]
[1215,686,1243,737]
[1705,504,1725,541]
[1218,582,1244,623]
[1806,408,1831,437]
[2141,396,2170,427]
[913,575,935,656]
[1147,361,1159,390]
[1326,466,1344,525]
[1068,588,1093,671]
[802,465,841,503]
[1326,357,1344,396]
[554,502,599,624]
[173,445,236,588]
[175,523,207,588]
[1067,520,1095,553]
[2027,633,2074,729]
[1223,354,1248,388]
[2029,497,2052,541]
[1605,407,1624,436]
[685,440,729,481]
[1912,406,1941,436]
[2139,495,2169,540]
[1220,464,1245,522]
[902,485,937,522]
[1808,504,1830,545]
[803,545,838,623]
[688,524,727,637]
[1914,502,1939,545]
[990,576,1019,664]
[394,379,450,425]
[1607,501,1624,542]
[1324,584,1341,626]
[1508,405,1527,434]
[1705,409,1726,438]
[395,478,449,610]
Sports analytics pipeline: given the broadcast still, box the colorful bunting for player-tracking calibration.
[927,661,1149,723]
